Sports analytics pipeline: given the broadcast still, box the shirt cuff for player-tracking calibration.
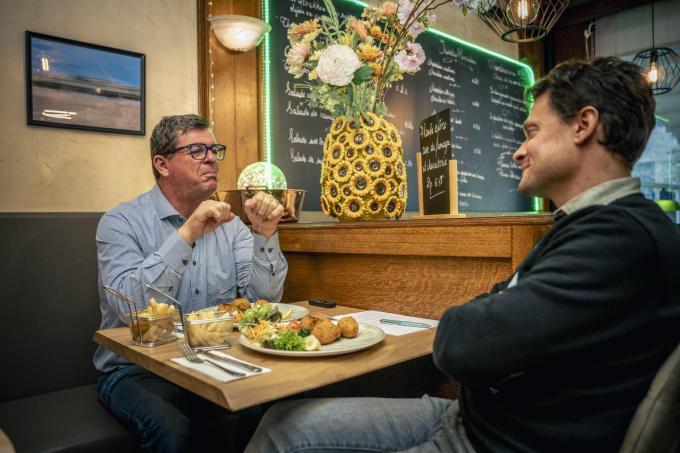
[156,231,194,275]
[253,230,282,260]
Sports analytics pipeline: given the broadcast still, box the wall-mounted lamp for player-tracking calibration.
[632,1,680,95]
[208,15,271,52]
[476,0,568,43]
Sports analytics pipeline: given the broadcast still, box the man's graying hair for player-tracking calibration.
[528,57,655,168]
[150,114,211,180]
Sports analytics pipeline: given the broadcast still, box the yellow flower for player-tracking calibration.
[366,156,383,178]
[360,112,380,131]
[380,142,397,163]
[331,116,348,135]
[320,196,331,216]
[339,33,352,46]
[378,1,398,17]
[327,143,343,165]
[349,18,370,41]
[384,196,400,218]
[357,43,383,62]
[372,177,390,201]
[308,68,318,80]
[368,62,382,77]
[287,19,319,43]
[333,162,352,183]
[369,25,384,40]
[350,174,371,196]
[343,196,365,219]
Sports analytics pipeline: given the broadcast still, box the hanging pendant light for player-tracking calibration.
[476,0,569,43]
[632,1,680,95]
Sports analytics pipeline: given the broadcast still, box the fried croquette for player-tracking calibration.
[338,316,359,338]
[232,298,252,312]
[255,299,269,306]
[311,319,341,345]
[299,315,324,332]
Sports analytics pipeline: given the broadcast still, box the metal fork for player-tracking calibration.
[178,343,245,377]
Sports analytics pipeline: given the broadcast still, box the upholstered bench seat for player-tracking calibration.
[0,384,137,453]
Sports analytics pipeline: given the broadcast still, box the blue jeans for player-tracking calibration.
[98,365,260,453]
[245,396,476,453]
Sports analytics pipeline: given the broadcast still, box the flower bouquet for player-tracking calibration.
[286,0,478,220]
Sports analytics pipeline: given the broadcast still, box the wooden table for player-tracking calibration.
[93,302,435,411]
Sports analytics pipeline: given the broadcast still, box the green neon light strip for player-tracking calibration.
[262,0,543,211]
[263,0,272,164]
[655,114,669,123]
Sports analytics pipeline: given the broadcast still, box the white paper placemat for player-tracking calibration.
[347,310,438,336]
[171,350,270,383]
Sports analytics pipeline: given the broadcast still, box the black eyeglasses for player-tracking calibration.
[171,143,226,161]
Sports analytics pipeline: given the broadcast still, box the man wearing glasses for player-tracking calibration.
[93,114,286,452]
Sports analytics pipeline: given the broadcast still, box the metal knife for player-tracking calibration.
[203,351,263,373]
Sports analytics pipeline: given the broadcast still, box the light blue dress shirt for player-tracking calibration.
[93,185,287,373]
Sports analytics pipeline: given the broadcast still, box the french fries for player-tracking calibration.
[184,310,233,348]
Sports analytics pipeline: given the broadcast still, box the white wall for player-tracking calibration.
[0,0,198,212]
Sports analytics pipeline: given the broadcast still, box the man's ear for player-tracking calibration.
[574,106,600,146]
[153,155,170,178]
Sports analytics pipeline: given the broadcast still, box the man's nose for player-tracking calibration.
[513,142,526,164]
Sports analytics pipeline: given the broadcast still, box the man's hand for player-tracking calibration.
[178,200,234,245]
[245,191,284,238]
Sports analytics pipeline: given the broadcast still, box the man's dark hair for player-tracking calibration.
[529,57,655,168]
[150,114,211,179]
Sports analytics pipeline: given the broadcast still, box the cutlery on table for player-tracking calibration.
[202,351,263,373]
[178,343,245,377]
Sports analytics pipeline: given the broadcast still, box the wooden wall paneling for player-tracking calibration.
[281,254,513,319]
[277,217,553,318]
[233,0,262,177]
[197,0,263,190]
[519,41,545,78]
[510,224,550,270]
[197,0,210,119]
[279,225,512,257]
[211,0,238,191]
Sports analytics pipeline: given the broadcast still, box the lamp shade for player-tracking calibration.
[477,0,569,43]
[633,47,680,95]
[208,15,271,52]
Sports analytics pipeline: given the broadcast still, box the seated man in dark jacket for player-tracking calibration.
[244,57,680,453]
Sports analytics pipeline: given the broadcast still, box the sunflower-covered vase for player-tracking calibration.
[320,112,407,220]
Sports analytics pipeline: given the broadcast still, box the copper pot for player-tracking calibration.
[210,188,306,224]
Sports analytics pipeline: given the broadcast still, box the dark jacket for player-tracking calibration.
[434,194,680,452]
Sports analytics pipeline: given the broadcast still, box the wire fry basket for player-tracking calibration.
[104,285,180,347]
[183,309,234,351]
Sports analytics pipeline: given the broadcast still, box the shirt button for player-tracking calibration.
[267,248,273,253]
[182,260,188,265]
[193,260,197,265]
[195,288,200,295]
[260,247,265,252]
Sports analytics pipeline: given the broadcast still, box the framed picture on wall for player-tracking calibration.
[25,31,145,135]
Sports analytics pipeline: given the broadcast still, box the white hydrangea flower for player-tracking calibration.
[316,44,362,87]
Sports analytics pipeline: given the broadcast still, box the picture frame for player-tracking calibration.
[25,31,145,135]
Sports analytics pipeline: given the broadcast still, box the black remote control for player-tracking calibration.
[308,298,336,308]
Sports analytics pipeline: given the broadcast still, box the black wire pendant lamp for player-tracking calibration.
[632,1,680,95]
[476,0,569,43]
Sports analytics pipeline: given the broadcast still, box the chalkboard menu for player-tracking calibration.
[419,109,452,215]
[264,0,534,212]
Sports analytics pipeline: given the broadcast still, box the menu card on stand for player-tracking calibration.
[416,109,464,218]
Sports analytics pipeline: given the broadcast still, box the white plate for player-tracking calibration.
[272,303,310,321]
[239,323,385,357]
[201,302,310,324]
